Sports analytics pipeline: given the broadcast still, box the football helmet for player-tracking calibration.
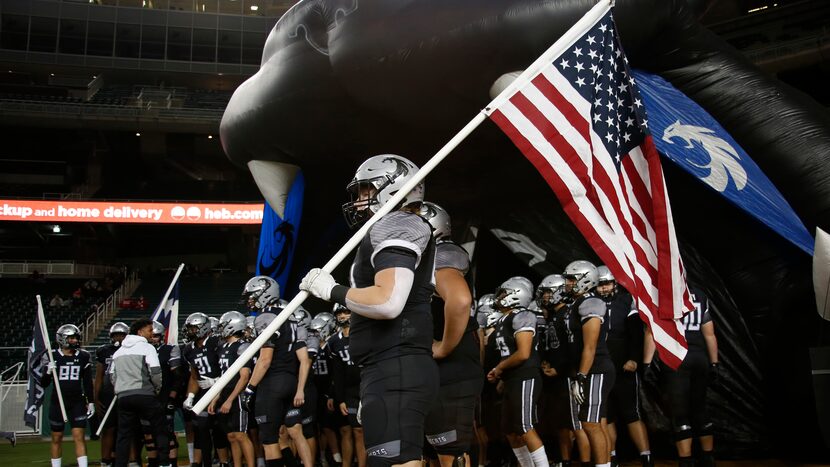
[184,312,211,341]
[242,276,280,311]
[595,265,617,298]
[290,306,312,330]
[151,321,165,348]
[494,276,534,310]
[485,310,503,329]
[109,321,129,346]
[475,294,495,328]
[596,265,614,283]
[418,201,452,242]
[209,317,220,335]
[253,313,277,337]
[310,312,337,341]
[333,303,351,326]
[536,274,567,307]
[56,324,81,349]
[245,316,256,341]
[564,260,599,296]
[342,154,425,228]
[219,311,247,338]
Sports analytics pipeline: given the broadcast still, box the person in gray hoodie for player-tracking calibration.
[110,318,171,467]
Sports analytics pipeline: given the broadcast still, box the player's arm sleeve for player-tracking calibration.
[145,345,162,391]
[82,353,94,402]
[579,298,606,323]
[169,344,182,370]
[625,295,644,363]
[435,242,470,274]
[512,311,537,335]
[40,352,53,387]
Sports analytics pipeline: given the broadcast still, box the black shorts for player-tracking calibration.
[424,377,483,456]
[359,354,439,467]
[346,397,362,428]
[254,373,297,444]
[664,351,712,439]
[217,394,249,434]
[50,395,89,432]
[501,375,541,435]
[319,395,349,430]
[608,369,642,424]
[539,376,575,432]
[98,389,118,429]
[568,372,615,424]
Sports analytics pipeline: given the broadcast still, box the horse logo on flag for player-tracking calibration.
[662,120,747,193]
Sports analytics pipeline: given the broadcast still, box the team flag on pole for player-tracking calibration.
[23,314,49,429]
[151,264,184,345]
[485,5,694,368]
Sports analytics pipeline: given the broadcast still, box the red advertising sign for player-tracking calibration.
[0,200,264,224]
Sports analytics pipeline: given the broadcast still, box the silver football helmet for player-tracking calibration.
[242,276,280,311]
[219,311,247,338]
[56,324,81,349]
[209,317,220,335]
[418,201,452,242]
[109,321,129,346]
[184,312,211,341]
[310,312,337,341]
[333,303,351,326]
[289,306,312,330]
[494,276,534,310]
[475,294,496,329]
[564,260,599,296]
[342,154,425,228]
[536,274,567,307]
[151,320,166,348]
[596,265,615,283]
[485,310,503,329]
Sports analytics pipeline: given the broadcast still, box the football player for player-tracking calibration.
[309,312,342,467]
[284,307,318,467]
[564,261,615,467]
[148,320,183,467]
[43,324,94,467]
[419,201,482,467]
[644,285,718,467]
[595,266,652,467]
[327,305,365,467]
[241,276,314,467]
[486,277,549,467]
[209,311,255,467]
[182,312,230,467]
[94,322,128,467]
[300,154,439,467]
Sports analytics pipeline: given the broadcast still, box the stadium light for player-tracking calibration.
[136,132,141,137]
[52,225,61,233]
[250,5,258,11]
[208,135,213,139]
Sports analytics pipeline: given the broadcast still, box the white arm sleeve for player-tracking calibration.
[345,268,414,320]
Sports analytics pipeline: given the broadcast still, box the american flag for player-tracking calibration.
[151,280,180,345]
[486,5,694,368]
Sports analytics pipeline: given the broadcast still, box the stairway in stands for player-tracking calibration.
[91,272,249,347]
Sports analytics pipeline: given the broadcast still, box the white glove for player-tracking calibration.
[300,268,338,301]
[197,377,216,389]
[570,374,587,405]
[46,361,57,375]
[86,402,95,419]
[183,393,195,411]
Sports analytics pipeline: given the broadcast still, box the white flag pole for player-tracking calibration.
[95,396,117,436]
[37,295,68,423]
[153,263,185,320]
[192,0,613,415]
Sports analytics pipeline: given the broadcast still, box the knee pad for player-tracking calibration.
[673,424,693,442]
[694,421,714,438]
[302,421,317,439]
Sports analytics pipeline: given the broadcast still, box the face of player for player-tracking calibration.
[538,289,554,306]
[65,335,79,349]
[335,310,351,326]
[596,281,615,298]
[151,333,162,346]
[564,276,576,295]
[356,184,377,212]
[111,332,127,345]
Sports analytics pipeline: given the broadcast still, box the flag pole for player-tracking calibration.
[37,295,68,423]
[193,0,614,414]
[95,396,117,436]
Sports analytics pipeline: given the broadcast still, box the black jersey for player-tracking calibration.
[493,309,540,380]
[310,335,332,395]
[682,286,712,353]
[327,330,361,403]
[602,290,644,369]
[183,335,222,380]
[157,343,182,397]
[349,211,436,366]
[543,303,574,374]
[95,343,118,393]
[218,340,253,395]
[567,293,614,375]
[261,307,305,376]
[42,348,93,402]
[431,241,481,385]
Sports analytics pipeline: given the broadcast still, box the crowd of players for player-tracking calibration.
[40,155,719,467]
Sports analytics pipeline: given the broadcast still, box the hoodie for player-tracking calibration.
[111,334,162,397]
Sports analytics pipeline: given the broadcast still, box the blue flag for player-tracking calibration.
[151,280,180,345]
[24,310,48,429]
[257,171,305,292]
[634,70,814,255]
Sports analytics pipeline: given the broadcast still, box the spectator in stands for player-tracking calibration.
[30,270,46,283]
[72,288,84,306]
[50,294,67,308]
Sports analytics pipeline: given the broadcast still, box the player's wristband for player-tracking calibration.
[330,285,349,306]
